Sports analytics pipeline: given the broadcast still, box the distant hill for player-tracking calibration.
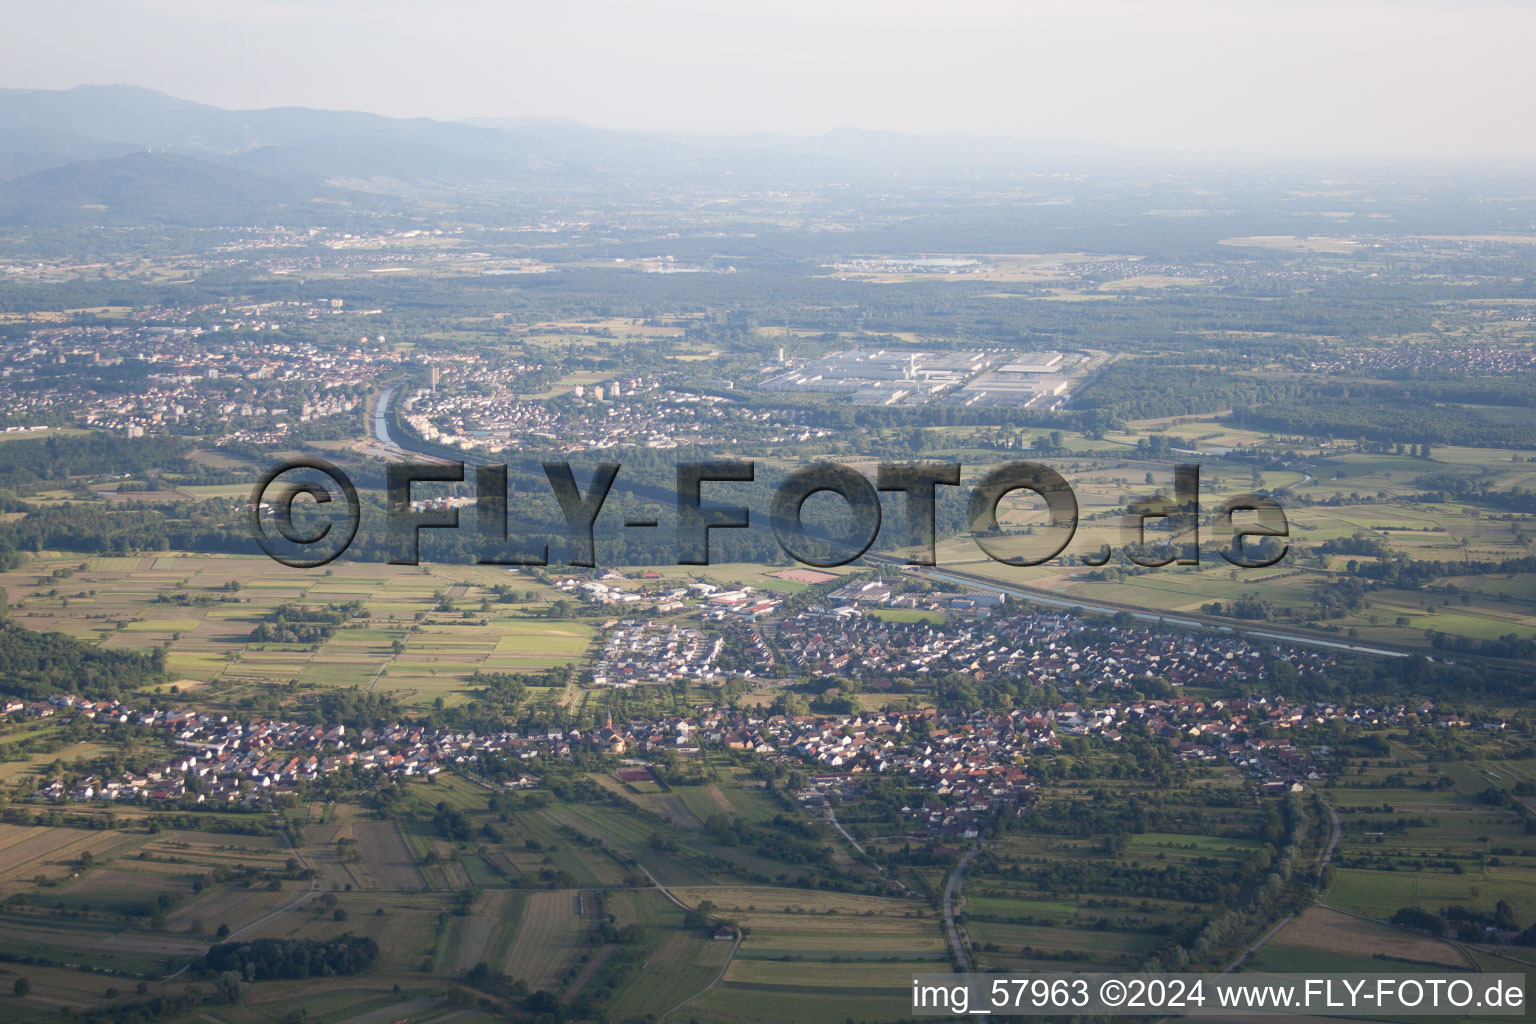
[0,151,343,227]
[0,126,138,184]
[0,85,566,194]
[0,84,1137,226]
[0,85,220,148]
[0,84,525,161]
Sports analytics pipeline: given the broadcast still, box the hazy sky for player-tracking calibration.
[4,0,1535,159]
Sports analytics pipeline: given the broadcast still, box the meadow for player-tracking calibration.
[0,554,593,708]
[0,774,887,1024]
[896,415,1536,643]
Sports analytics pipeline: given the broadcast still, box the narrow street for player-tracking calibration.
[943,848,977,970]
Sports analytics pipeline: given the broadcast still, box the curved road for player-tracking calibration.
[824,803,867,857]
[1151,789,1339,1023]
[164,814,322,980]
[1218,789,1340,977]
[634,863,692,913]
[635,863,743,1022]
[660,933,740,1022]
[825,804,907,892]
[943,848,976,971]
[1317,793,1341,890]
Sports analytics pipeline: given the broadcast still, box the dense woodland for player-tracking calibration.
[195,936,380,980]
[0,621,165,699]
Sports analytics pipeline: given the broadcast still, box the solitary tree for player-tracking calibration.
[214,971,243,1004]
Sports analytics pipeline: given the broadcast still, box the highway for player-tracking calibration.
[900,563,1410,659]
[372,381,1410,665]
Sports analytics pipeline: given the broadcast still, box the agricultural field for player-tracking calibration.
[0,823,141,886]
[665,887,938,1024]
[1318,737,1536,933]
[1252,904,1471,972]
[0,554,593,708]
[499,890,593,991]
[351,819,427,890]
[0,792,830,1022]
[24,768,895,1019]
[901,424,1536,652]
[942,767,1318,978]
[0,813,356,1016]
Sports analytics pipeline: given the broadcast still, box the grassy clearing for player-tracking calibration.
[1270,905,1470,968]
[500,889,589,990]
[352,819,426,890]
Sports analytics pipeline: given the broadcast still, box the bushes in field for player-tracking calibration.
[250,601,366,644]
[704,812,831,867]
[1390,906,1447,936]
[194,935,379,980]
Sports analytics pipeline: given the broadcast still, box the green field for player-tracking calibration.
[0,554,594,707]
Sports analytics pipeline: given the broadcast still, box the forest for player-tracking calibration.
[0,621,166,699]
[195,936,380,981]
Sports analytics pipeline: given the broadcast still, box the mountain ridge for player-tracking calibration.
[0,84,1138,227]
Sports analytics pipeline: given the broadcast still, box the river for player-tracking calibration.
[372,383,399,448]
